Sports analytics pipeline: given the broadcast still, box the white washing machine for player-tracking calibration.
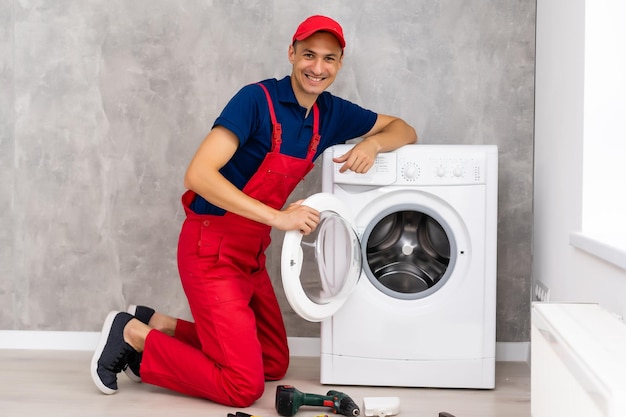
[281,144,498,389]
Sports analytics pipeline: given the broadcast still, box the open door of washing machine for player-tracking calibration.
[281,193,361,322]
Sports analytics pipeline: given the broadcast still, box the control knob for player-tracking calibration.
[402,163,419,180]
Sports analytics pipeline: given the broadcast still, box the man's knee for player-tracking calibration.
[225,377,265,407]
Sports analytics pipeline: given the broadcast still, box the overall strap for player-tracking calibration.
[257,83,282,152]
[307,104,321,160]
[256,82,321,160]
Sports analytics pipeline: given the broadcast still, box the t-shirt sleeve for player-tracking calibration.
[212,84,265,145]
[325,95,378,145]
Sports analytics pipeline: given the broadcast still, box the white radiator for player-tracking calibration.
[531,303,626,417]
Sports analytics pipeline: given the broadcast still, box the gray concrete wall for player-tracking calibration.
[0,0,535,342]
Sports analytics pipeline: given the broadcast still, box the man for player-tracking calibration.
[91,15,417,407]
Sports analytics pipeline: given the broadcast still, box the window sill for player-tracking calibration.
[570,231,626,271]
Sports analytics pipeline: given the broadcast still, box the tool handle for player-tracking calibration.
[301,393,329,407]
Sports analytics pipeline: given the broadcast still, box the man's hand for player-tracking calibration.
[271,200,320,235]
[332,140,380,173]
[334,115,417,174]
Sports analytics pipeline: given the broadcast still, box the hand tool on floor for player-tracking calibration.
[275,385,360,416]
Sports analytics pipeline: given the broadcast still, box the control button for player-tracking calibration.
[453,167,463,177]
[436,166,447,177]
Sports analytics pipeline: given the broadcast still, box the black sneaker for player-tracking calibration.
[128,305,155,324]
[123,305,155,383]
[90,311,136,394]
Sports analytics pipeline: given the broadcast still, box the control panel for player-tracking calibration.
[331,151,398,186]
[331,144,490,186]
[399,153,485,185]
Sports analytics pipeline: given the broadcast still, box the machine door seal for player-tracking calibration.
[281,193,361,322]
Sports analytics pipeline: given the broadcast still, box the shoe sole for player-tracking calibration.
[90,311,120,395]
[123,305,142,383]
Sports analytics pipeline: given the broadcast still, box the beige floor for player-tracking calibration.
[0,349,529,417]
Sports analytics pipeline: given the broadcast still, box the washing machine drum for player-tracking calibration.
[363,210,453,299]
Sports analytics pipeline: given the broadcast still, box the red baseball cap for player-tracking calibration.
[292,15,346,49]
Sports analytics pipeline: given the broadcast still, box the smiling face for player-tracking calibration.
[289,31,344,109]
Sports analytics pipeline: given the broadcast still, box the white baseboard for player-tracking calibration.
[0,330,101,351]
[0,331,529,362]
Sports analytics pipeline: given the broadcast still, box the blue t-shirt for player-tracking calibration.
[191,76,377,215]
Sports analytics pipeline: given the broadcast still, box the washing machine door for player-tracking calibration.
[281,193,362,322]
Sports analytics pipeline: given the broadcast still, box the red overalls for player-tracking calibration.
[139,84,320,407]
